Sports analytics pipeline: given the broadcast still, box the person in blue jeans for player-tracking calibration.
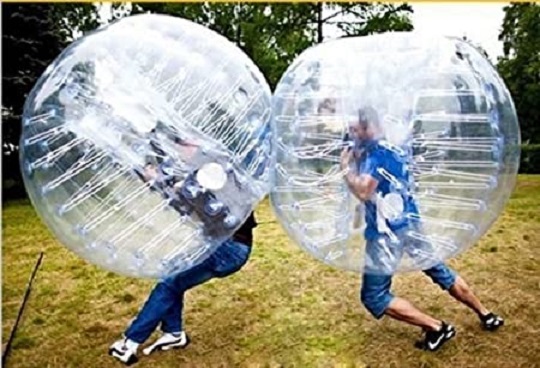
[340,106,504,352]
[109,213,256,365]
[109,129,258,365]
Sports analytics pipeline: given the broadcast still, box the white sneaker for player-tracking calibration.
[142,331,190,356]
[109,338,139,366]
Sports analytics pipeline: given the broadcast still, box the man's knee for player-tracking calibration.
[360,274,394,319]
[424,263,457,291]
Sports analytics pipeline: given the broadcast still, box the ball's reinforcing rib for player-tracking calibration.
[61,163,131,214]
[30,137,87,170]
[106,198,172,247]
[43,150,108,193]
[23,110,57,127]
[79,181,152,234]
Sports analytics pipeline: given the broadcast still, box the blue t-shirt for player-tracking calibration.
[356,141,418,241]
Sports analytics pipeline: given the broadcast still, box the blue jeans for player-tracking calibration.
[125,240,251,343]
[360,228,457,319]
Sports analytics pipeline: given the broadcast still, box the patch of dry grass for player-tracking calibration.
[2,175,540,368]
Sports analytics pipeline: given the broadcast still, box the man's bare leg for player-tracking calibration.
[385,297,442,331]
[383,297,457,351]
[448,276,489,317]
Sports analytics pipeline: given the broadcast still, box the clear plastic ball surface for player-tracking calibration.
[271,32,520,275]
[20,14,273,278]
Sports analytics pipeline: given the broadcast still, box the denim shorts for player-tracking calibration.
[360,230,457,319]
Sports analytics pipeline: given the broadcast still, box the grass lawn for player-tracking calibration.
[2,175,539,368]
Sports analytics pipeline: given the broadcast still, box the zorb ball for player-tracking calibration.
[271,33,520,275]
[20,14,272,278]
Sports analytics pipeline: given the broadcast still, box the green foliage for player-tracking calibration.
[130,3,314,88]
[2,3,100,199]
[520,144,540,174]
[2,4,66,138]
[130,2,413,88]
[497,3,540,144]
[1,3,99,135]
[333,2,414,37]
[48,3,101,40]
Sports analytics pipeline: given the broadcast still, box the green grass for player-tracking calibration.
[3,175,540,368]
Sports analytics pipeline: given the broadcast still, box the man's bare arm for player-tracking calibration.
[340,148,378,202]
[344,170,378,201]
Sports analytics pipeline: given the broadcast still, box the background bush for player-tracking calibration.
[519,144,540,174]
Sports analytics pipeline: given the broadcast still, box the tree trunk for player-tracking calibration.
[316,3,323,43]
[234,3,241,46]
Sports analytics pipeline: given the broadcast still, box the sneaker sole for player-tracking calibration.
[161,340,189,351]
[143,336,191,356]
[108,348,139,366]
[484,320,504,331]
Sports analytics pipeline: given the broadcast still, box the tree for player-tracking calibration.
[126,2,413,88]
[315,2,413,41]
[497,3,540,143]
[1,3,99,198]
[248,2,414,84]
[129,3,314,88]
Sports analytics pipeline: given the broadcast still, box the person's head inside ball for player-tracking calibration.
[348,106,382,150]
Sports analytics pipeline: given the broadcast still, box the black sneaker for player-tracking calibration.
[415,322,456,352]
[480,312,504,331]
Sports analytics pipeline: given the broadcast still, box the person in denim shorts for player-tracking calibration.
[341,106,504,352]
